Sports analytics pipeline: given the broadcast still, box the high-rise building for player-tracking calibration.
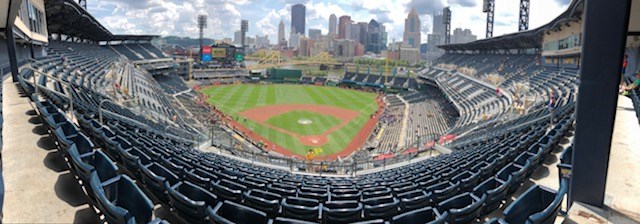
[451,28,477,44]
[255,35,270,47]
[349,24,360,42]
[299,37,314,57]
[358,22,368,47]
[400,47,421,65]
[308,29,322,40]
[403,8,421,48]
[432,11,445,35]
[334,39,356,60]
[338,15,351,39]
[278,20,286,43]
[427,11,445,52]
[291,4,306,35]
[234,31,242,45]
[367,19,387,53]
[329,14,337,36]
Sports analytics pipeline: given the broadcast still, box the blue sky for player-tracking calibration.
[87,0,571,44]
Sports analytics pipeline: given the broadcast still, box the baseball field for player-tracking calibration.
[201,84,381,158]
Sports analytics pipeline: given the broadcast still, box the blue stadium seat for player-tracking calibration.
[212,179,247,203]
[398,189,432,211]
[207,201,270,224]
[329,188,361,201]
[425,181,459,204]
[363,195,400,220]
[472,177,510,215]
[243,189,281,216]
[185,167,217,189]
[281,197,320,222]
[89,174,154,224]
[168,181,218,223]
[502,181,567,224]
[390,206,447,224]
[140,162,180,203]
[321,200,363,223]
[496,163,527,195]
[451,170,481,192]
[437,192,483,223]
[272,217,317,224]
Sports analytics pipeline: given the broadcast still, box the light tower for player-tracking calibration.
[197,15,207,62]
[483,0,495,38]
[519,0,530,31]
[79,0,87,9]
[443,7,451,45]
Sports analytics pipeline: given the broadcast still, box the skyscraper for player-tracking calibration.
[403,8,421,48]
[278,20,285,42]
[329,14,337,36]
[291,4,306,35]
[338,15,351,39]
[308,29,322,40]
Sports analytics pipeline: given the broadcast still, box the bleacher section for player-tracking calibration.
[401,85,459,146]
[154,74,190,95]
[110,44,168,61]
[373,95,406,153]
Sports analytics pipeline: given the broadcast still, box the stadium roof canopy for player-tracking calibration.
[45,0,157,41]
[439,0,585,51]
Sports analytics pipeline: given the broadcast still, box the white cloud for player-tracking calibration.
[88,0,570,46]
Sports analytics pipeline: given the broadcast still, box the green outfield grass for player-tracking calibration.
[201,84,378,156]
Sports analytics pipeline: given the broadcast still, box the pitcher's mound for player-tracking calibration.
[298,119,313,125]
[299,135,328,146]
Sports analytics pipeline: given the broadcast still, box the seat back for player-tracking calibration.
[243,189,281,215]
[168,181,218,223]
[390,206,447,224]
[207,201,270,224]
[322,200,363,223]
[503,184,558,224]
[281,197,320,222]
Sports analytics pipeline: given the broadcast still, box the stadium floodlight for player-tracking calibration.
[484,0,495,38]
[198,15,207,62]
[519,0,530,31]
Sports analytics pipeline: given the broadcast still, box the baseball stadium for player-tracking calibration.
[1,0,640,224]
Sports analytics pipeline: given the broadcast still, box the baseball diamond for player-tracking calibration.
[201,84,382,158]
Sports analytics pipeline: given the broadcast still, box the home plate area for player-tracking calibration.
[299,135,328,146]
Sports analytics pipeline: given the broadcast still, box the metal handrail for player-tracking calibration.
[23,66,75,118]
[99,97,139,124]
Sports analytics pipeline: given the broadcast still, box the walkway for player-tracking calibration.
[396,95,410,150]
[1,78,99,223]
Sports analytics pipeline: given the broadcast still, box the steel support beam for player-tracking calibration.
[570,0,631,208]
[519,0,530,31]
[5,0,23,82]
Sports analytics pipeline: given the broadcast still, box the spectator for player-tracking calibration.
[621,71,640,96]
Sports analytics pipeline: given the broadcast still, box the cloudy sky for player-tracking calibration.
[87,0,572,44]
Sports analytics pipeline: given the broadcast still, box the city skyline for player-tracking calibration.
[88,0,572,45]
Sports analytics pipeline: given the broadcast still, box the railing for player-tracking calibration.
[207,125,440,177]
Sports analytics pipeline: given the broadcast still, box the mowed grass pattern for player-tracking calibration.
[266,111,342,136]
[201,84,378,156]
